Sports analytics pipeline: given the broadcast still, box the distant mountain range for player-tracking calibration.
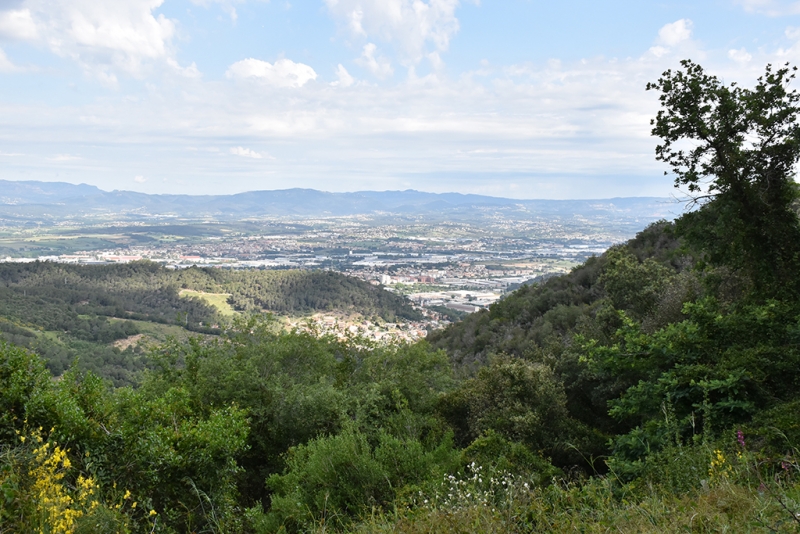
[0,179,677,221]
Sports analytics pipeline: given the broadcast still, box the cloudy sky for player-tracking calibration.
[0,0,799,198]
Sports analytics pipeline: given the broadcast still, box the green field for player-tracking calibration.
[108,317,206,343]
[179,289,238,316]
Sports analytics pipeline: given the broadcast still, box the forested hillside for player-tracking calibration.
[0,262,419,383]
[429,220,684,370]
[3,61,800,533]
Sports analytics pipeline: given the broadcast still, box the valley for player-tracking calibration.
[0,187,675,330]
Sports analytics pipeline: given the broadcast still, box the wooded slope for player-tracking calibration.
[0,261,419,383]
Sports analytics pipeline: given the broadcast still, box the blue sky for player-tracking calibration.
[1,0,799,198]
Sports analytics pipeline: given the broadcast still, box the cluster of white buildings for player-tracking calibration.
[404,289,501,313]
[287,315,430,343]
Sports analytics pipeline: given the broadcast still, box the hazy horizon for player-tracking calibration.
[0,178,684,204]
[0,178,678,202]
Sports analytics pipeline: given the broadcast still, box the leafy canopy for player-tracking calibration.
[648,60,800,295]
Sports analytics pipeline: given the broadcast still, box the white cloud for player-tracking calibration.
[427,51,444,70]
[226,58,317,87]
[347,8,367,36]
[230,146,264,159]
[96,70,119,88]
[657,19,693,46]
[0,9,38,40]
[167,58,202,78]
[734,0,800,16]
[189,0,242,22]
[356,43,393,78]
[134,175,147,183]
[0,0,177,78]
[646,19,697,59]
[325,0,461,67]
[331,63,355,87]
[775,24,800,59]
[0,48,19,72]
[648,45,670,58]
[39,53,670,191]
[0,46,685,197]
[728,47,753,63]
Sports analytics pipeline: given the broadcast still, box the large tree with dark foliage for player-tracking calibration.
[648,60,800,297]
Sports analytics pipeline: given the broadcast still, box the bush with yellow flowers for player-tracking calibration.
[0,426,128,533]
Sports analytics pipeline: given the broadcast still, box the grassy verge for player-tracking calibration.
[343,468,800,533]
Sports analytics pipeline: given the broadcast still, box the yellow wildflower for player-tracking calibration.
[22,428,101,534]
[28,440,79,533]
[708,449,733,483]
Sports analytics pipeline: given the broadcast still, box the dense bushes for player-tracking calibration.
[2,214,800,533]
[0,322,482,532]
[4,217,800,533]
[264,426,459,531]
[3,270,800,533]
[0,340,250,533]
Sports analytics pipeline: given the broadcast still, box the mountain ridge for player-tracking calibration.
[0,179,675,220]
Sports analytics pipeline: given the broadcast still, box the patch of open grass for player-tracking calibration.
[179,289,237,317]
[107,317,211,344]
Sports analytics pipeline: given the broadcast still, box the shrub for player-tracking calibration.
[265,425,458,532]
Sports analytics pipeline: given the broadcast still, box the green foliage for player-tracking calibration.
[742,399,800,456]
[579,297,800,470]
[461,431,560,487]
[221,270,422,320]
[648,60,800,297]
[264,425,458,532]
[0,261,420,383]
[0,341,252,533]
[104,387,249,531]
[0,341,51,442]
[140,317,456,511]
[439,357,573,458]
[347,450,800,533]
[599,247,676,319]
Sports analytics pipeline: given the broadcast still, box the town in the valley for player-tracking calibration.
[0,211,667,340]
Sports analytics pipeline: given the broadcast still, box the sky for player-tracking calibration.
[1,0,800,199]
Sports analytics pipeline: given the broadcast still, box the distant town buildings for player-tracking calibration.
[1,215,624,331]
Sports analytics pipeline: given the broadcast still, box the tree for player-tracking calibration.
[648,60,800,297]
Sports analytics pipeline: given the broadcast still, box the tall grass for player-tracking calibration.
[337,441,800,534]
